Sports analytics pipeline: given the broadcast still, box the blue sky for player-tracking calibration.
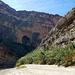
[2,0,75,16]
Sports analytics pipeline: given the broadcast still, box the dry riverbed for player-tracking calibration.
[0,65,75,75]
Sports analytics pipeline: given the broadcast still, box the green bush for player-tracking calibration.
[16,43,75,67]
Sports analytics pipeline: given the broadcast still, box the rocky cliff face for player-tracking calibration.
[38,8,75,50]
[0,0,61,47]
[0,0,61,67]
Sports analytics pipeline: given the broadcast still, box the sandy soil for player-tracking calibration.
[0,65,75,75]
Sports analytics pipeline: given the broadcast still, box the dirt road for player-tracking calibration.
[0,65,75,75]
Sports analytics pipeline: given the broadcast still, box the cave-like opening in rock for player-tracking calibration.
[22,36,30,45]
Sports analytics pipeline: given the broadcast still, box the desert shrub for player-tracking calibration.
[16,43,75,67]
[72,55,75,65]
[37,51,46,64]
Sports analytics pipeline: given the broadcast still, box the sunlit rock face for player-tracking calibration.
[38,8,75,50]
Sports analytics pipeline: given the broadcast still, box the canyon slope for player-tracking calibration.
[38,8,75,50]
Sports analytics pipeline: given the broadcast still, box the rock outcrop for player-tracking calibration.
[38,8,75,50]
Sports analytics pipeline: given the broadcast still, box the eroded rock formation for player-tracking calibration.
[0,0,61,47]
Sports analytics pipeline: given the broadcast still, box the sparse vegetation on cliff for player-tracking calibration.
[16,43,75,67]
